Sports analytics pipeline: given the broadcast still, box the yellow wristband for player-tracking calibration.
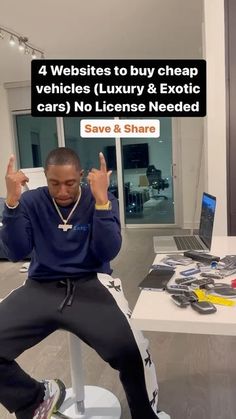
[95,201,112,210]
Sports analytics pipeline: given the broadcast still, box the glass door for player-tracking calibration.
[63,118,117,194]
[121,118,175,225]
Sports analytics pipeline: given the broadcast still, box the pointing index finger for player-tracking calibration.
[6,155,15,175]
[99,152,107,172]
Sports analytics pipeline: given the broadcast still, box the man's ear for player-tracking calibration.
[80,169,84,177]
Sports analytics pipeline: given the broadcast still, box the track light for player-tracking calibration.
[31,49,37,59]
[19,40,24,51]
[19,36,28,51]
[9,35,15,46]
[0,25,44,59]
[24,46,30,55]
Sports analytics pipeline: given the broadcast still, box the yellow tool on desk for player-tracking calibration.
[194,289,236,307]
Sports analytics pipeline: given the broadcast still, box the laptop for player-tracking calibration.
[153,192,217,253]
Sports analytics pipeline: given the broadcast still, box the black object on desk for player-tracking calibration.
[191,300,217,314]
[170,294,190,307]
[183,250,220,263]
[139,269,175,291]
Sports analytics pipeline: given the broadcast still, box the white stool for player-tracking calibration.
[53,333,122,419]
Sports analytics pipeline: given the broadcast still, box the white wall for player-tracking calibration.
[203,0,227,235]
[178,117,204,229]
[6,83,31,111]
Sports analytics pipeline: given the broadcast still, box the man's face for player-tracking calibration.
[45,164,83,206]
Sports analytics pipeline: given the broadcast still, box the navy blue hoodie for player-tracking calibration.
[1,186,121,281]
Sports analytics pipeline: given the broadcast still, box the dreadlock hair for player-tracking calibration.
[44,147,81,171]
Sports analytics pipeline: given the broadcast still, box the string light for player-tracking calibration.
[0,25,44,59]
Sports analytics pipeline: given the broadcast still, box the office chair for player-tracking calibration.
[146,165,169,200]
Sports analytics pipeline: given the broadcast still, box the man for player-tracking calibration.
[0,147,170,419]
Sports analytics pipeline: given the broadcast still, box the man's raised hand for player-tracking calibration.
[5,155,29,207]
[87,152,112,205]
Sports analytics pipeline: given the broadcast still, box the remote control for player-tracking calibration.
[179,268,201,276]
[175,276,197,285]
[200,272,224,279]
[151,264,175,271]
[183,251,220,263]
[183,290,198,302]
[190,278,214,289]
[166,284,189,294]
[170,294,190,307]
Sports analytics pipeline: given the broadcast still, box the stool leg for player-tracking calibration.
[68,334,85,415]
[55,333,121,418]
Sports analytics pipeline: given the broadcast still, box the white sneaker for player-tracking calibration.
[157,411,171,419]
[19,262,30,273]
[33,379,66,419]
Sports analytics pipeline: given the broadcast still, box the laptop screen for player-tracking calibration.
[199,192,216,249]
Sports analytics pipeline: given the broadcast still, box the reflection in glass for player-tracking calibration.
[63,117,117,191]
[121,118,174,225]
[15,115,58,168]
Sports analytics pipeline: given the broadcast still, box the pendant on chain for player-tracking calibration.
[58,223,73,232]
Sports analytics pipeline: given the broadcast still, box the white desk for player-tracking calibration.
[131,236,236,336]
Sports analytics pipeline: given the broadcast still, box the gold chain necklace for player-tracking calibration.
[52,187,81,232]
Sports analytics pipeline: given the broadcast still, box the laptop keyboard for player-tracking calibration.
[174,236,205,250]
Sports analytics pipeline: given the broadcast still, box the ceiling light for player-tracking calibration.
[19,39,24,51]
[0,25,44,58]
[18,36,28,51]
[9,35,15,46]
[31,49,37,59]
[24,46,30,55]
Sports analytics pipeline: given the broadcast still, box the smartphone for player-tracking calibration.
[191,300,217,314]
[139,269,175,291]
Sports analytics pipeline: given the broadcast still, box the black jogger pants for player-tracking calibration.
[0,273,159,419]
